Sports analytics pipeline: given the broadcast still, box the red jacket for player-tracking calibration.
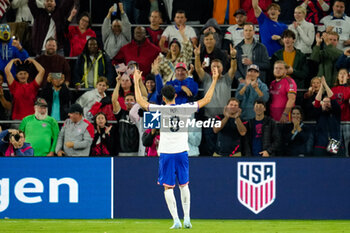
[112,38,160,76]
[67,26,96,57]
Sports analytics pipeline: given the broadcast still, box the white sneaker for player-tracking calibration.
[170,219,182,229]
[183,217,192,229]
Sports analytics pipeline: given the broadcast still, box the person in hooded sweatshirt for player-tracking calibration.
[0,24,29,79]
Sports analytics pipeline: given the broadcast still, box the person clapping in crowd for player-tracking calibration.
[89,112,113,156]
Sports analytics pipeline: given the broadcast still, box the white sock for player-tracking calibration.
[164,189,179,221]
[179,185,191,219]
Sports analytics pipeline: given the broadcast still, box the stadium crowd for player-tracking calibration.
[0,0,349,157]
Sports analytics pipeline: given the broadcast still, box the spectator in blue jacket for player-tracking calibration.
[0,129,33,156]
[0,24,29,79]
[236,64,269,121]
[152,60,198,104]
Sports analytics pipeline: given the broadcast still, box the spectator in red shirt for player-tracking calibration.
[5,58,44,120]
[113,26,161,76]
[66,7,96,57]
[146,10,164,48]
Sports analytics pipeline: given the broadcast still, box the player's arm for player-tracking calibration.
[280,93,296,123]
[197,67,219,109]
[111,74,121,113]
[134,69,150,110]
[252,0,262,18]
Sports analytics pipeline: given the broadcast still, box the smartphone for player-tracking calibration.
[50,73,62,79]
[204,57,210,67]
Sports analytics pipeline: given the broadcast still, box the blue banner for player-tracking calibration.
[114,157,350,219]
[0,158,112,219]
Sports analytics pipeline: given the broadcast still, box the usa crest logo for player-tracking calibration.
[143,111,161,129]
[237,162,276,214]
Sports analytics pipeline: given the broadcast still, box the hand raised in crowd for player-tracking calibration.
[233,108,242,119]
[212,66,219,81]
[223,106,230,118]
[0,87,4,98]
[251,80,258,89]
[344,48,350,56]
[229,44,237,58]
[68,6,78,21]
[46,152,54,157]
[116,72,122,83]
[325,26,334,33]
[11,38,22,51]
[193,44,201,57]
[315,32,323,46]
[25,57,35,64]
[105,125,113,135]
[279,113,289,124]
[118,2,124,14]
[181,86,193,97]
[151,56,161,74]
[188,64,194,76]
[287,66,294,75]
[292,21,300,29]
[271,35,281,41]
[321,76,327,86]
[133,69,143,83]
[322,33,331,46]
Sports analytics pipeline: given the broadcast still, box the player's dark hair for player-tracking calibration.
[161,85,176,101]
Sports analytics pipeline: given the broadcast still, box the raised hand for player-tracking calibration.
[181,86,193,97]
[212,66,219,81]
[229,44,237,58]
[194,44,201,57]
[133,69,143,83]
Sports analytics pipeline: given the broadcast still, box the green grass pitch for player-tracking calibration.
[0,219,350,233]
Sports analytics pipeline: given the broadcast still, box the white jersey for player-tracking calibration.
[224,25,260,47]
[148,102,199,154]
[319,14,350,51]
[162,25,197,43]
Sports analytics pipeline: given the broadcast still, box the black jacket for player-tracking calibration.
[39,83,71,120]
[242,116,280,156]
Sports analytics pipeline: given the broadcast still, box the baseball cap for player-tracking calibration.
[175,62,187,71]
[234,9,246,17]
[35,98,48,107]
[247,64,260,72]
[68,103,83,114]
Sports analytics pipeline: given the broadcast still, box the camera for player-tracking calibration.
[11,133,21,142]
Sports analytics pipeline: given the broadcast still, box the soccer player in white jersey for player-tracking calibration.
[134,67,219,229]
[320,0,350,51]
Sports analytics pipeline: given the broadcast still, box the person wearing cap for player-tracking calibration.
[269,60,297,123]
[38,72,71,121]
[112,26,161,76]
[158,25,193,83]
[223,9,248,49]
[152,60,198,104]
[194,43,237,156]
[19,98,59,156]
[5,58,45,120]
[252,0,288,57]
[235,64,269,121]
[102,2,131,59]
[159,10,197,53]
[55,103,94,157]
[234,22,270,84]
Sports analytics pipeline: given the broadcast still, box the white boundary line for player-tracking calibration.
[111,157,114,219]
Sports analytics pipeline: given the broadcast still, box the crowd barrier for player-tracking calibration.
[0,157,349,219]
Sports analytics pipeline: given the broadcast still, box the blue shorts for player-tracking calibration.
[158,151,189,187]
